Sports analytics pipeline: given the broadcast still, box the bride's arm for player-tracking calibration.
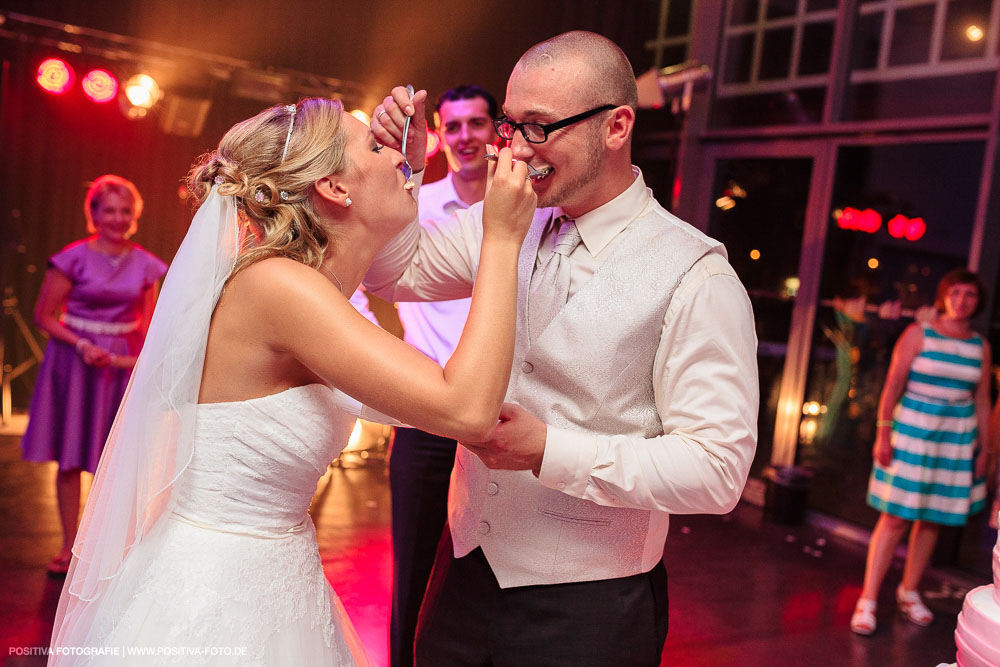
[258,153,535,442]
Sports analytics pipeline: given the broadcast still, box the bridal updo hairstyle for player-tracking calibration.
[187,97,348,275]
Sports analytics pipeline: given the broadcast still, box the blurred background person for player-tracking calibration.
[852,269,991,635]
[20,174,167,576]
[389,84,498,667]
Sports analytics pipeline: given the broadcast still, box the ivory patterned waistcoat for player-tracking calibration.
[449,201,717,588]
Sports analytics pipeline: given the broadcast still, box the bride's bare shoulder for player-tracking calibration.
[240,256,315,278]
[218,258,335,318]
[231,257,327,294]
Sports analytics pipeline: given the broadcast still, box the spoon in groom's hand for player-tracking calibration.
[483,153,552,179]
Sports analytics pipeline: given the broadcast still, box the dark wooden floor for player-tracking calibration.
[0,429,976,666]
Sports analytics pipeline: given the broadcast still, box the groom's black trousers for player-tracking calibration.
[389,428,458,667]
[414,528,669,667]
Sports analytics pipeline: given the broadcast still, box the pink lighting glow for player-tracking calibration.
[903,216,926,241]
[425,129,441,158]
[36,58,75,95]
[887,214,927,241]
[836,207,882,233]
[82,69,119,103]
[887,214,907,238]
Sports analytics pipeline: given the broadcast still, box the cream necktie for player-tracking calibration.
[528,217,582,340]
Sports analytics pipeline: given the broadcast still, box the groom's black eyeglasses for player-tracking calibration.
[493,104,617,144]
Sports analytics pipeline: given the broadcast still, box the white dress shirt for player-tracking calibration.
[366,167,758,517]
[395,173,472,366]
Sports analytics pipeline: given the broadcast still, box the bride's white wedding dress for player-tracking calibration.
[68,384,370,666]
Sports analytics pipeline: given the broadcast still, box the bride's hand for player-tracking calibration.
[482,147,537,244]
[371,86,428,172]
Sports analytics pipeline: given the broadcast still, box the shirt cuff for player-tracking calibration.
[537,425,598,497]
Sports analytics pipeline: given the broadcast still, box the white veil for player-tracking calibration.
[50,186,239,651]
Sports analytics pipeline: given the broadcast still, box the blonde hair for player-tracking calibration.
[84,174,143,237]
[186,97,348,276]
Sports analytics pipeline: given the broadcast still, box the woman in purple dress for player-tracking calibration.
[21,175,166,575]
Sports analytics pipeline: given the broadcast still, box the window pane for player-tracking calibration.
[941,0,991,60]
[760,27,795,80]
[888,4,935,66]
[851,11,884,70]
[712,87,826,127]
[709,158,812,479]
[806,0,838,11]
[660,44,689,68]
[765,0,797,20]
[723,33,757,83]
[729,0,760,25]
[843,72,995,120]
[665,0,694,37]
[799,21,835,75]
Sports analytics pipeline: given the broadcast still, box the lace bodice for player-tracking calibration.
[172,384,356,535]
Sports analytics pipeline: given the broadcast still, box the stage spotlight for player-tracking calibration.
[349,109,371,124]
[37,58,75,95]
[82,69,118,103]
[124,74,162,109]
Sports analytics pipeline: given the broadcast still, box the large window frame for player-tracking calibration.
[694,128,993,475]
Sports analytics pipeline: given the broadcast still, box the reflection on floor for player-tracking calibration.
[0,432,977,666]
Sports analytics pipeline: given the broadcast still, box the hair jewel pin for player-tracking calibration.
[279,191,290,201]
[213,175,224,185]
[254,190,266,203]
[280,104,297,163]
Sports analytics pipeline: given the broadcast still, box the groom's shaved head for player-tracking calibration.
[514,31,638,111]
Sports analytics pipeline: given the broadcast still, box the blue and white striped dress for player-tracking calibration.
[867,325,987,525]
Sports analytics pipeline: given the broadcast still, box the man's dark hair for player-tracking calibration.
[436,85,498,119]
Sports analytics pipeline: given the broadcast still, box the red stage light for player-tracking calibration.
[904,217,926,241]
[887,214,926,241]
[858,208,882,233]
[836,206,882,233]
[37,58,75,95]
[836,207,859,230]
[82,69,118,103]
[887,214,907,238]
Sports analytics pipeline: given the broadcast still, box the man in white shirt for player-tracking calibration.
[369,31,758,666]
[389,85,498,667]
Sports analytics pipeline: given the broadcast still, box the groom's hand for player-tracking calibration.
[371,86,428,173]
[461,403,546,476]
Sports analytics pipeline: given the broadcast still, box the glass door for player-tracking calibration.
[704,152,820,479]
[798,140,986,528]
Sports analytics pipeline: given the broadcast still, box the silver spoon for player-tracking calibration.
[400,84,415,180]
[483,153,552,178]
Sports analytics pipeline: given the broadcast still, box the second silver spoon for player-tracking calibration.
[483,153,552,178]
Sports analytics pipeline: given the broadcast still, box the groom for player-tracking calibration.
[369,31,758,666]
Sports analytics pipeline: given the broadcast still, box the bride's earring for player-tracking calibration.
[344,197,352,207]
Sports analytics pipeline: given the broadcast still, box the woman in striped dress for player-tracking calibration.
[851,269,992,636]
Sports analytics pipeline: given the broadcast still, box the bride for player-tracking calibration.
[49,95,536,665]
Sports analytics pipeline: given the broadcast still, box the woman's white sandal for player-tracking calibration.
[896,587,933,626]
[850,598,878,636]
